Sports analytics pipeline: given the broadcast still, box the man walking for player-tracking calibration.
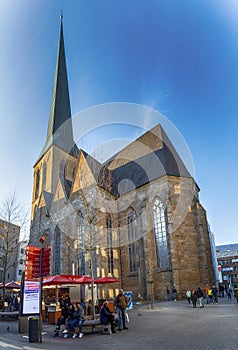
[115,289,129,331]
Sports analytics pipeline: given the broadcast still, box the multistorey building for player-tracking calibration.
[216,244,238,288]
[15,240,28,282]
[0,219,20,283]
[29,18,215,301]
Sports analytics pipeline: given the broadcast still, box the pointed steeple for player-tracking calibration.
[37,15,78,162]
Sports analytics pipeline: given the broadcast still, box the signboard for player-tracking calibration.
[22,281,40,315]
[25,246,51,279]
[25,246,41,280]
[124,291,133,310]
[218,265,223,283]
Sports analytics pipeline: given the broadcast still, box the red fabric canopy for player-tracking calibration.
[75,275,92,284]
[94,277,120,284]
[42,274,81,286]
[0,281,21,289]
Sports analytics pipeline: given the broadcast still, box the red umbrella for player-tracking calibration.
[0,281,21,289]
[75,275,92,284]
[94,277,120,284]
[43,274,81,286]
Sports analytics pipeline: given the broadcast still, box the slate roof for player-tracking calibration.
[99,124,192,197]
[216,243,238,252]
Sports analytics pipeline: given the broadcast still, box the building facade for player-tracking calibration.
[0,219,20,283]
[29,18,215,301]
[15,240,28,282]
[216,244,238,288]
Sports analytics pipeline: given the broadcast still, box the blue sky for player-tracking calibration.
[0,0,238,245]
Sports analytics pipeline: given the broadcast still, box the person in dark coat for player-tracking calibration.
[191,289,197,308]
[100,300,116,333]
[54,305,69,336]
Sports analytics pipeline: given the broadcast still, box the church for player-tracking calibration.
[29,18,215,301]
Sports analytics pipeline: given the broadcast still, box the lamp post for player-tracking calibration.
[38,235,46,343]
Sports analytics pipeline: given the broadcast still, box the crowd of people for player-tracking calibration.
[0,294,19,311]
[166,284,238,308]
[184,284,237,308]
[53,289,130,338]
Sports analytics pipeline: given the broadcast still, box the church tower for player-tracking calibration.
[30,16,78,245]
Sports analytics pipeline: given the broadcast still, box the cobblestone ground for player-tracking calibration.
[0,297,237,349]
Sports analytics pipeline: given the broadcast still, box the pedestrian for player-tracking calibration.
[186,288,191,305]
[208,287,213,304]
[191,289,197,308]
[87,299,92,316]
[235,288,238,303]
[227,286,232,300]
[172,286,177,301]
[196,287,204,308]
[100,300,116,333]
[166,287,170,301]
[80,298,86,314]
[205,284,209,304]
[212,285,218,304]
[115,289,129,331]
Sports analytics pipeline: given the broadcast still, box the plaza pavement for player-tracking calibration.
[0,297,237,350]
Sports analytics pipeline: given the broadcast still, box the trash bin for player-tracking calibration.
[28,316,39,342]
[47,305,56,324]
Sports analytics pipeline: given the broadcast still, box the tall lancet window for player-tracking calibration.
[106,216,113,274]
[42,162,47,191]
[54,226,61,275]
[35,169,40,199]
[152,198,169,268]
[77,212,86,276]
[59,160,65,182]
[128,209,138,272]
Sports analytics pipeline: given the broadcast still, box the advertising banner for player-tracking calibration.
[22,281,40,315]
[124,291,133,310]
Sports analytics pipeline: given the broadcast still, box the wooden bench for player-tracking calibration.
[0,311,19,319]
[78,318,102,333]
[64,314,118,336]
[80,313,118,333]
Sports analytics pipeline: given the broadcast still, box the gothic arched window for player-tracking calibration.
[42,162,47,191]
[54,226,61,275]
[152,198,169,268]
[127,209,138,272]
[106,215,113,274]
[77,212,86,276]
[59,160,65,182]
[35,169,40,199]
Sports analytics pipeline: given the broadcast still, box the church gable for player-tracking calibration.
[42,190,53,214]
[71,150,100,194]
[52,178,67,202]
[38,192,47,209]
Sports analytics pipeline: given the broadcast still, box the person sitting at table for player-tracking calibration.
[53,305,68,337]
[100,300,116,333]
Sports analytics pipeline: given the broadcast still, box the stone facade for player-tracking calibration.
[29,128,215,301]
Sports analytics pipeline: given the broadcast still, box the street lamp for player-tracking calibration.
[38,235,45,343]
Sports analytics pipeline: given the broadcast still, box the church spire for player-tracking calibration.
[38,14,78,161]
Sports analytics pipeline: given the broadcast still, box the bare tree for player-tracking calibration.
[0,192,29,304]
[73,161,116,319]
